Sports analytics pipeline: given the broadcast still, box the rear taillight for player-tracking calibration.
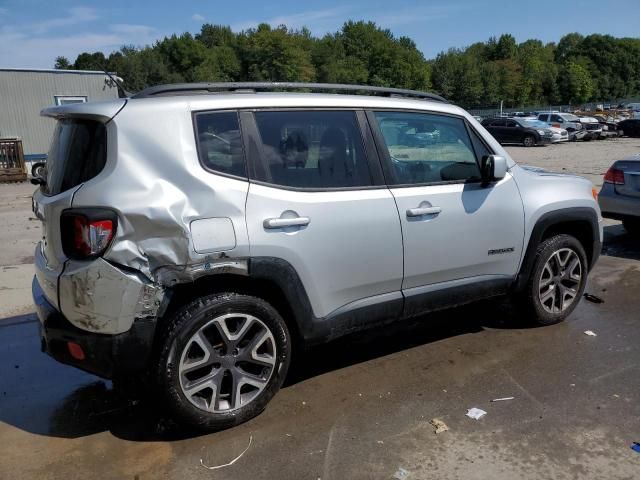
[61,209,117,259]
[603,167,625,185]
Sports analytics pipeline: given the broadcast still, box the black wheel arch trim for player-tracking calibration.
[513,207,601,292]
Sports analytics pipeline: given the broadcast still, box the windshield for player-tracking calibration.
[523,120,549,128]
[562,114,579,122]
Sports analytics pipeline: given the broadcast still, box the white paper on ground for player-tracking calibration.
[466,408,487,420]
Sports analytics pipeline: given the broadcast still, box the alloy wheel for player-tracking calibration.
[178,313,277,413]
[538,248,582,314]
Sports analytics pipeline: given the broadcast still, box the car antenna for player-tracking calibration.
[102,67,133,98]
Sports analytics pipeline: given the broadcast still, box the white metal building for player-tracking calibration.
[0,68,119,158]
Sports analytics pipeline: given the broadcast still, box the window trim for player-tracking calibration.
[243,108,386,192]
[192,109,248,181]
[366,108,494,189]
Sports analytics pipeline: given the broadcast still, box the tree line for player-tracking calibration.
[54,22,640,108]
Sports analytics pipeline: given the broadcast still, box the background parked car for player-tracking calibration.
[618,119,640,137]
[579,117,604,140]
[599,155,640,236]
[537,112,585,136]
[481,117,553,147]
[525,119,568,143]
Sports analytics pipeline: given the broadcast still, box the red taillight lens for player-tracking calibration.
[603,167,625,185]
[61,210,117,259]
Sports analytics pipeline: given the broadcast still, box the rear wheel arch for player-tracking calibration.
[157,258,313,348]
[514,208,600,292]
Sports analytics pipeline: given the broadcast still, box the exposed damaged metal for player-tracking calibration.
[58,258,164,334]
[154,257,249,286]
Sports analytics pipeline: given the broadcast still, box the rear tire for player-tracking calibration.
[31,162,46,178]
[517,234,588,326]
[622,217,640,236]
[523,135,536,147]
[157,293,291,431]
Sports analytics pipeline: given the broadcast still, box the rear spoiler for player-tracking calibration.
[41,99,127,123]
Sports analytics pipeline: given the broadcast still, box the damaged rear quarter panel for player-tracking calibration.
[69,98,250,287]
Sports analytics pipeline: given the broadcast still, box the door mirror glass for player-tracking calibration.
[481,155,507,185]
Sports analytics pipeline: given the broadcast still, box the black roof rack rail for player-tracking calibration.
[130,82,448,103]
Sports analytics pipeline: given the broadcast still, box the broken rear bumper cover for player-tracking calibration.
[33,275,157,379]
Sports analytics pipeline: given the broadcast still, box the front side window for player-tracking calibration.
[251,111,372,189]
[374,111,482,185]
[195,111,246,178]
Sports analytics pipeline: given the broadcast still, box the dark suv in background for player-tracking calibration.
[481,118,553,147]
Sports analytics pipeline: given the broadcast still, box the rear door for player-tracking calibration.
[504,120,521,143]
[33,118,108,308]
[368,110,525,316]
[487,119,507,142]
[243,109,404,321]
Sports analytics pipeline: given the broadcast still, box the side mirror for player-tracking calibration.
[481,155,508,186]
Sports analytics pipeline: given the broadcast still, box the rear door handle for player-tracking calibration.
[406,206,442,217]
[263,216,310,229]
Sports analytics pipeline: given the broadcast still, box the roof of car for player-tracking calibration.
[41,91,469,122]
[130,82,448,103]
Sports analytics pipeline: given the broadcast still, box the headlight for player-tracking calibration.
[537,129,545,135]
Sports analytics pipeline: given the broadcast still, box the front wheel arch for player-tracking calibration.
[514,208,599,293]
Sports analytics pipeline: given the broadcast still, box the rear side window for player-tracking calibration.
[373,111,481,185]
[44,119,107,196]
[251,111,372,189]
[195,111,246,178]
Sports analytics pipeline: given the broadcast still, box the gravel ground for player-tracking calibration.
[505,137,640,187]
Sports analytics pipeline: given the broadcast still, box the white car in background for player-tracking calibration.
[525,119,569,143]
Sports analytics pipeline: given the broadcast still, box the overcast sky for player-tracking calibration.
[1,0,639,69]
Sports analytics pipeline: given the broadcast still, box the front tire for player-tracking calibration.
[523,135,536,147]
[519,234,588,326]
[157,293,291,431]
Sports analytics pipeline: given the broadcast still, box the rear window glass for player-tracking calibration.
[44,119,107,196]
[194,111,246,178]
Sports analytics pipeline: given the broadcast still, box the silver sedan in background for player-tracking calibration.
[599,154,640,235]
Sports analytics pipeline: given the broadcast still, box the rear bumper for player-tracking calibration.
[33,275,156,379]
[598,184,640,220]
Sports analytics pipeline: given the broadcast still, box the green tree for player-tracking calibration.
[73,52,107,70]
[559,61,594,104]
[54,56,71,69]
[238,24,315,81]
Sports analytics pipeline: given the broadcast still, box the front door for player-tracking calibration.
[369,110,525,315]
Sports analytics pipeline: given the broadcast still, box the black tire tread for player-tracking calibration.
[156,292,291,431]
[519,234,587,326]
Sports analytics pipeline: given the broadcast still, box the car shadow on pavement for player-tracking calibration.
[287,298,526,387]
[602,224,640,261]
[0,299,530,443]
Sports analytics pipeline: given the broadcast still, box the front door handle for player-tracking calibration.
[406,206,442,217]
[263,216,310,229]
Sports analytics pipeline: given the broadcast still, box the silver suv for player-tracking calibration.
[32,83,602,430]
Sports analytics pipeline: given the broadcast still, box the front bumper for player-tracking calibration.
[33,275,156,379]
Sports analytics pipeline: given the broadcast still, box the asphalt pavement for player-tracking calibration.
[0,224,639,480]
